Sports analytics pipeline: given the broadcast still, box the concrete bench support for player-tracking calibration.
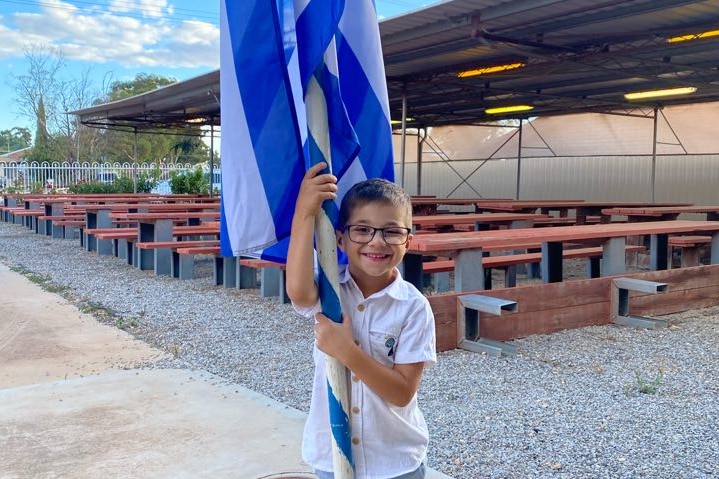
[171,251,195,280]
[457,294,518,357]
[611,277,668,329]
[223,256,238,288]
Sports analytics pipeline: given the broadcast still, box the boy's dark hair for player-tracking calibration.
[338,178,412,229]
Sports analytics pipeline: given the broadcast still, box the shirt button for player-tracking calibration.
[351,375,359,382]
[352,407,360,414]
[352,437,360,445]
[357,304,365,312]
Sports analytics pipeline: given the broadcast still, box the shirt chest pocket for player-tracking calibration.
[369,329,400,367]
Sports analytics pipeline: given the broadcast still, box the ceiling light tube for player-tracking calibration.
[485,105,534,115]
[667,29,719,43]
[458,62,525,78]
[624,87,697,100]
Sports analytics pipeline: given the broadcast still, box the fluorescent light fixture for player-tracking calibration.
[667,29,719,43]
[485,105,534,115]
[624,86,697,100]
[390,117,415,125]
[458,62,525,78]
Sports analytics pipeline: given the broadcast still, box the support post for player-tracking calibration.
[516,118,523,200]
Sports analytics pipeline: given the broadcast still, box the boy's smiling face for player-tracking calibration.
[337,201,412,295]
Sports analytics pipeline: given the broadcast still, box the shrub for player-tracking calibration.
[169,167,209,194]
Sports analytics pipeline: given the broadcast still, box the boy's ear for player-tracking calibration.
[404,233,413,250]
[336,230,345,251]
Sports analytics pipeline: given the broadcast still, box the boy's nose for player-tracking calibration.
[368,231,385,245]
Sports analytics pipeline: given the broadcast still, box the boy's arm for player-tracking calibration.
[314,313,426,407]
[286,162,338,307]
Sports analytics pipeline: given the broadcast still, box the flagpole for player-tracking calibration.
[306,40,355,479]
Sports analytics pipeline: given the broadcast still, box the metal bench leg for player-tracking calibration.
[611,278,668,329]
[650,234,669,271]
[433,272,450,293]
[455,249,485,292]
[223,257,238,288]
[457,294,518,357]
[237,262,258,289]
[175,253,195,280]
[213,257,224,286]
[541,241,563,283]
[260,267,281,297]
[279,270,290,304]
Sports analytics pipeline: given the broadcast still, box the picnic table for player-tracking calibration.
[475,200,692,224]
[108,211,221,274]
[411,197,505,215]
[601,206,719,222]
[403,220,719,292]
[411,212,547,231]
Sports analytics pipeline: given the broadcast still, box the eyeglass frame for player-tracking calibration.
[343,224,412,245]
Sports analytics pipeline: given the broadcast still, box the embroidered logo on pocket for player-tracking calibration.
[385,337,396,357]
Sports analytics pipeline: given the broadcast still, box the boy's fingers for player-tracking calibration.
[305,162,328,178]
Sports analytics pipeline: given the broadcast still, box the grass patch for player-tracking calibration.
[9,265,69,294]
[624,369,664,396]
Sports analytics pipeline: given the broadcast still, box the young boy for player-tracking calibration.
[286,162,437,479]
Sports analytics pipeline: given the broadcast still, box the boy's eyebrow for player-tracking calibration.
[349,221,409,228]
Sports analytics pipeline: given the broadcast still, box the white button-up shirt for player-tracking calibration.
[293,266,437,478]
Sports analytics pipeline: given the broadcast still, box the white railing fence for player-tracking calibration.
[0,161,199,193]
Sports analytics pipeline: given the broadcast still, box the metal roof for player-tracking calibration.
[72,0,719,130]
[382,0,719,126]
[72,70,220,133]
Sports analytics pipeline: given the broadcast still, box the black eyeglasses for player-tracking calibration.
[345,225,411,245]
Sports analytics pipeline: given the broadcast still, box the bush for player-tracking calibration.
[69,181,114,194]
[69,173,157,194]
[169,167,209,194]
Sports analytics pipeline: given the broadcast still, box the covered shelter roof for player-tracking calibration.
[382,0,719,126]
[72,70,220,133]
[72,0,719,130]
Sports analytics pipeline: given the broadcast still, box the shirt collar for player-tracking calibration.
[340,265,409,301]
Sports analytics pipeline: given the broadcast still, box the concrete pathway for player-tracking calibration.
[0,263,451,478]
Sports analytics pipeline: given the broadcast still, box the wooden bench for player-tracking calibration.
[668,235,712,267]
[239,259,288,302]
[422,245,646,290]
[171,247,287,301]
[50,219,86,239]
[4,208,44,228]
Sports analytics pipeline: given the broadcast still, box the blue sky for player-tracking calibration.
[0,0,438,136]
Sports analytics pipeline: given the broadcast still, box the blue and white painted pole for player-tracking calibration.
[305,38,354,478]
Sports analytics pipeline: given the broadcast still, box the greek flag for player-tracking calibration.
[219,0,395,262]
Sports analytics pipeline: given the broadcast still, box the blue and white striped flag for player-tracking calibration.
[219,0,395,263]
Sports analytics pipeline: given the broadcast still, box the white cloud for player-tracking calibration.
[109,0,169,18]
[0,0,219,69]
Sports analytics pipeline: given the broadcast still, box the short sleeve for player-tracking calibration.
[393,298,437,366]
[292,298,322,319]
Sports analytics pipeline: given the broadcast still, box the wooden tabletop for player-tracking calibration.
[411,197,498,206]
[412,212,546,227]
[602,206,719,216]
[109,212,220,220]
[71,203,219,212]
[408,220,719,255]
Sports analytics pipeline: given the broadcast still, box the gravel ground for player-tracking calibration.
[1,221,717,478]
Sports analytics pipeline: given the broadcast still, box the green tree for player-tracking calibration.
[0,127,32,154]
[27,96,57,164]
[106,73,176,101]
[94,74,209,166]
